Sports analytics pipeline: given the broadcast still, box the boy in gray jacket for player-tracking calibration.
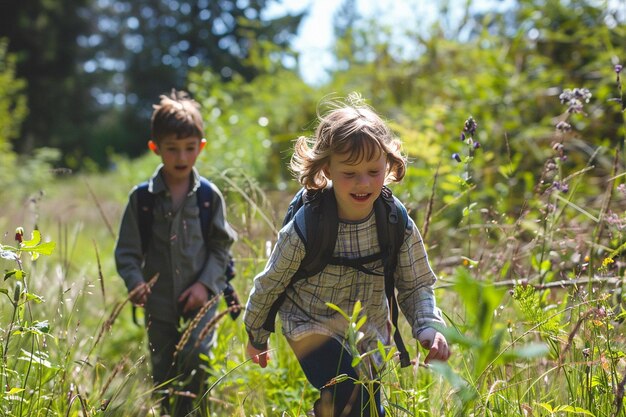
[115,90,236,416]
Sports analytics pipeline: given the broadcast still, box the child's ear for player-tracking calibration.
[199,138,207,151]
[148,140,159,155]
[322,163,330,179]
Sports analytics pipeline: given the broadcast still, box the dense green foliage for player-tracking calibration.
[0,0,303,168]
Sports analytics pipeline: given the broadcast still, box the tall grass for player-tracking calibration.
[2,70,626,416]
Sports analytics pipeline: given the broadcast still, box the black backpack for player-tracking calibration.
[135,177,240,320]
[263,186,412,367]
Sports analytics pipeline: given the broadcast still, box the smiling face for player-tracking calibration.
[151,135,204,185]
[324,146,387,221]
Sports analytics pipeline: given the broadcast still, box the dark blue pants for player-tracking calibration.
[146,305,216,416]
[289,334,384,417]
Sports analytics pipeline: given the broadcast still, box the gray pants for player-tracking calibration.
[147,305,216,416]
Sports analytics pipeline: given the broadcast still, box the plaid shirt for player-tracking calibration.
[244,210,444,355]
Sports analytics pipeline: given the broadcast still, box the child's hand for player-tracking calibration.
[129,282,150,307]
[247,341,270,368]
[418,328,451,364]
[178,282,209,314]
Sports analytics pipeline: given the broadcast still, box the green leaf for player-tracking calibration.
[22,241,56,256]
[354,315,367,331]
[538,403,554,413]
[24,292,44,303]
[558,405,596,416]
[350,300,362,323]
[4,269,25,281]
[20,229,42,247]
[502,343,549,361]
[6,387,25,395]
[18,349,58,370]
[326,302,350,321]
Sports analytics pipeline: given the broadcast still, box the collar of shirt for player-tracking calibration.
[147,164,202,196]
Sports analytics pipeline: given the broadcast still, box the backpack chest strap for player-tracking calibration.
[327,253,385,276]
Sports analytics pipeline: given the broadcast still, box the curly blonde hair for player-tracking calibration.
[151,89,204,143]
[290,93,406,190]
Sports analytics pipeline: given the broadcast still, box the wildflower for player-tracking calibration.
[556,121,571,131]
[473,141,480,150]
[552,181,569,193]
[615,64,623,74]
[460,132,466,141]
[601,257,614,268]
[463,116,477,135]
[452,153,462,163]
[618,184,626,195]
[559,88,592,113]
[15,227,24,244]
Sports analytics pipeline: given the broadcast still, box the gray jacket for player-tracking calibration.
[115,165,237,323]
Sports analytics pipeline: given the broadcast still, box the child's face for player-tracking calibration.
[324,149,387,221]
[151,135,204,184]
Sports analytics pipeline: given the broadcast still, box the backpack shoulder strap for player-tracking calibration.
[294,188,338,278]
[375,186,412,367]
[195,177,237,283]
[135,181,154,255]
[196,177,214,246]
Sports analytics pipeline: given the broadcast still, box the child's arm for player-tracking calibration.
[115,189,148,297]
[244,222,306,366]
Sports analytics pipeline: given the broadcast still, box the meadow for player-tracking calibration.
[2,78,626,416]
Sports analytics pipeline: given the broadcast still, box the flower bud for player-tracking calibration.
[452,153,462,162]
[15,227,24,243]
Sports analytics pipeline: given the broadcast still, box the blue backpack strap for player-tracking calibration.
[135,181,154,255]
[196,177,214,247]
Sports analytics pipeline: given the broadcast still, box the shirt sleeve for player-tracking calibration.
[114,188,145,293]
[196,183,237,295]
[244,222,305,348]
[394,218,446,340]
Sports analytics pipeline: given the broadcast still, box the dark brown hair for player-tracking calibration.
[150,89,204,143]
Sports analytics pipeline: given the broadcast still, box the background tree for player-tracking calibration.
[0,0,94,167]
[0,0,304,169]
[76,0,305,166]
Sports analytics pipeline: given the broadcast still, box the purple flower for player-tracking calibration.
[463,116,478,135]
[452,153,462,162]
[473,141,481,150]
[460,132,466,141]
[615,64,623,74]
[556,121,571,131]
